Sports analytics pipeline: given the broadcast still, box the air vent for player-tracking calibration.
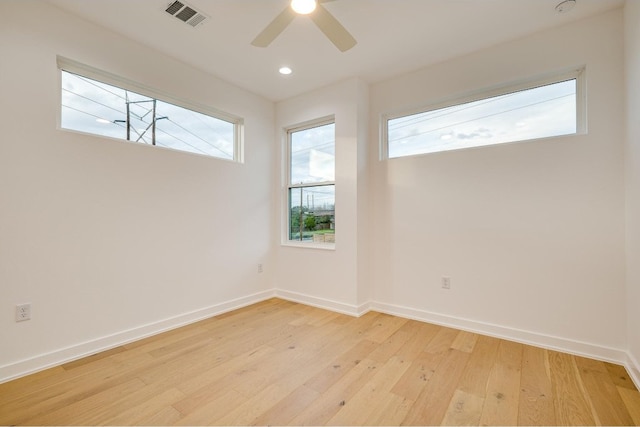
[165,1,208,27]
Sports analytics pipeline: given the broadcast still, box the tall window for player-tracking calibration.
[385,69,584,158]
[288,120,335,243]
[58,58,242,161]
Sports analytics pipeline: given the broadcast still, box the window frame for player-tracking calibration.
[381,67,586,160]
[56,56,244,162]
[283,116,336,249]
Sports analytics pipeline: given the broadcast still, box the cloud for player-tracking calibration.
[455,127,493,140]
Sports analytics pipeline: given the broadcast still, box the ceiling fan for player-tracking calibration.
[251,0,357,52]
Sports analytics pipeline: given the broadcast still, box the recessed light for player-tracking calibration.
[279,66,293,75]
[555,0,576,14]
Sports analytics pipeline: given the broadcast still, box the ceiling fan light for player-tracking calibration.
[291,0,317,15]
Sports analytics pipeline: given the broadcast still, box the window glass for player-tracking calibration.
[61,70,237,160]
[288,122,335,243]
[387,77,579,158]
[289,185,335,242]
[290,123,336,184]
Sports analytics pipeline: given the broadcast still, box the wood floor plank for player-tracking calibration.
[19,378,148,425]
[289,358,382,425]
[575,356,635,425]
[174,389,246,425]
[451,330,479,353]
[304,338,378,393]
[618,385,640,425]
[456,334,500,398]
[364,393,414,426]
[327,356,412,425]
[518,345,555,426]
[606,361,639,390]
[424,325,459,354]
[369,328,415,362]
[479,339,523,426]
[441,388,485,426]
[393,320,441,361]
[548,350,596,425]
[0,358,143,425]
[101,387,186,426]
[363,313,409,343]
[173,344,277,399]
[401,349,471,425]
[61,346,127,370]
[137,405,184,425]
[251,385,320,426]
[2,299,639,426]
[390,351,445,401]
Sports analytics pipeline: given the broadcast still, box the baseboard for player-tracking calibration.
[0,290,276,384]
[275,289,370,317]
[626,351,640,390]
[370,301,628,366]
[3,291,634,387]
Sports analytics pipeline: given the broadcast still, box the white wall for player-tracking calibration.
[274,78,370,314]
[624,0,640,383]
[0,0,274,381]
[369,9,627,360]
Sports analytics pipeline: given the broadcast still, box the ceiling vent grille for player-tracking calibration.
[165,1,207,28]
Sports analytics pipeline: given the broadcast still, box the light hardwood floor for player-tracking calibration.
[1,298,639,425]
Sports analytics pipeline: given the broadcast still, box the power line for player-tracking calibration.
[62,104,126,129]
[389,93,574,144]
[165,118,232,158]
[63,104,217,157]
[388,80,575,132]
[63,73,237,159]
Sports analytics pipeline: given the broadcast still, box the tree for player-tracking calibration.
[304,215,316,231]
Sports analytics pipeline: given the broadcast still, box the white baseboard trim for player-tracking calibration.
[626,351,640,390]
[370,301,628,366]
[274,289,370,317]
[0,290,275,384]
[3,291,636,389]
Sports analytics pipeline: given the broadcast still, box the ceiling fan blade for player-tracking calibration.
[251,6,296,48]
[310,3,357,52]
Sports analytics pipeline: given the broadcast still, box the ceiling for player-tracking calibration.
[46,0,625,102]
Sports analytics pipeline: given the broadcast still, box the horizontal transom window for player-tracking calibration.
[58,57,242,161]
[385,69,585,158]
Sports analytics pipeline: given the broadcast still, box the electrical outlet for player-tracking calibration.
[15,303,31,322]
[441,277,451,290]
[258,264,263,273]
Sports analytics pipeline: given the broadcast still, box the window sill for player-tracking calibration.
[281,241,336,251]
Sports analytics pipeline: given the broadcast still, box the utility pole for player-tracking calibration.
[124,98,166,145]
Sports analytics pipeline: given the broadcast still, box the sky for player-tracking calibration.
[387,79,577,158]
[61,71,235,160]
[289,122,336,211]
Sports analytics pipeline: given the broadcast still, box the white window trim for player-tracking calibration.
[56,56,244,163]
[380,66,586,160]
[282,116,336,250]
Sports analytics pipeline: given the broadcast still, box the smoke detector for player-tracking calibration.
[165,1,208,27]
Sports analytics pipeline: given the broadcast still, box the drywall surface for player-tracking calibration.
[369,10,626,355]
[0,0,274,381]
[624,0,640,382]
[274,78,370,313]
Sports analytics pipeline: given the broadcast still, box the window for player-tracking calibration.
[287,120,335,244]
[58,57,242,161]
[385,69,584,158]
